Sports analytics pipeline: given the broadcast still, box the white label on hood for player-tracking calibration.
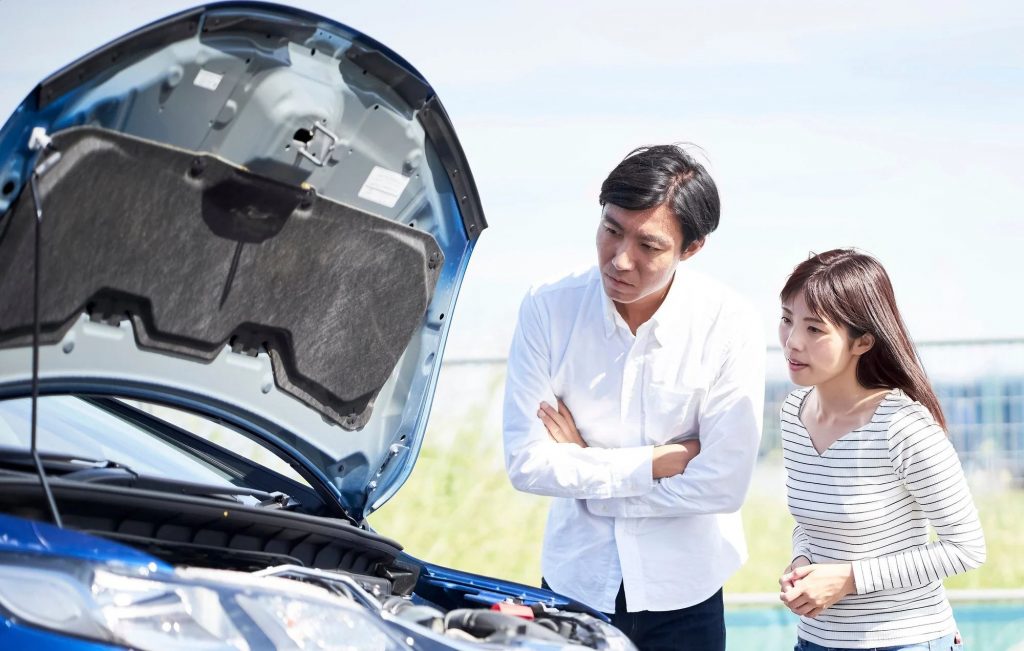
[193,69,223,91]
[358,166,411,208]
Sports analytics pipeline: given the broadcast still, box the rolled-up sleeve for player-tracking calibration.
[585,310,765,517]
[502,292,655,499]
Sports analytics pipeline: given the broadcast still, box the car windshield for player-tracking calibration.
[0,395,309,491]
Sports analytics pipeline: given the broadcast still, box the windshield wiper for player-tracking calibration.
[0,452,298,508]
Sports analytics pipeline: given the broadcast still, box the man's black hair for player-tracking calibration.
[599,144,720,247]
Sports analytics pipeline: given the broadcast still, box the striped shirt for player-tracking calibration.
[782,387,986,648]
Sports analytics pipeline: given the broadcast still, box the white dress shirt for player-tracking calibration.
[502,266,765,613]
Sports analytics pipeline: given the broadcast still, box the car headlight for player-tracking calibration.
[0,554,405,651]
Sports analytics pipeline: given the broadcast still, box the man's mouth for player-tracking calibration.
[603,273,632,288]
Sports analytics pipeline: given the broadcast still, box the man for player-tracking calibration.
[502,145,765,651]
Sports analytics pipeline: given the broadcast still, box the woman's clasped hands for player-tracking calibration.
[779,557,856,619]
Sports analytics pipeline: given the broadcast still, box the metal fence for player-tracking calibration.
[762,340,1024,479]
[761,376,1024,476]
[443,339,1024,481]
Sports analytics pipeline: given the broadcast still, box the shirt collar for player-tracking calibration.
[600,269,687,341]
[601,289,626,338]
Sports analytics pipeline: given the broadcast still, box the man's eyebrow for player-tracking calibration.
[602,215,623,230]
[639,233,672,247]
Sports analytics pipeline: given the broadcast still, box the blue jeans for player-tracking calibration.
[795,632,962,651]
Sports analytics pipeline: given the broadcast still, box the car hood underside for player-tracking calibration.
[0,3,487,520]
[0,126,442,431]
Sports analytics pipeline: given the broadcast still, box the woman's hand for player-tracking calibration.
[537,399,587,447]
[779,563,856,618]
[779,556,811,591]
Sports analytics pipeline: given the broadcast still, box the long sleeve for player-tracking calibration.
[585,311,765,518]
[851,404,986,594]
[792,523,813,563]
[502,292,655,499]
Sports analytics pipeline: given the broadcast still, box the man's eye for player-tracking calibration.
[642,243,659,251]
[603,226,619,235]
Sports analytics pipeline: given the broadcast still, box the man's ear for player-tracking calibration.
[680,238,705,261]
[851,332,875,357]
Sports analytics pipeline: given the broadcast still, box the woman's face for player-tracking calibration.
[779,291,859,387]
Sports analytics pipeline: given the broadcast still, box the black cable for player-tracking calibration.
[29,166,62,528]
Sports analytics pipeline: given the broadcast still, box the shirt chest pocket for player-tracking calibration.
[644,384,705,445]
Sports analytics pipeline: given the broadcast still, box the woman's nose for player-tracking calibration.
[785,329,802,351]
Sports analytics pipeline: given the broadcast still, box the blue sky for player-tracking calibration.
[1,1,1021,360]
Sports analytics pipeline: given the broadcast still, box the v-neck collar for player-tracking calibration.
[796,387,897,457]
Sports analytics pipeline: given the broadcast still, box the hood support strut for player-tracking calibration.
[27,127,64,528]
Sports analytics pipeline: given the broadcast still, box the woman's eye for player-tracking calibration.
[808,326,821,334]
[780,316,791,325]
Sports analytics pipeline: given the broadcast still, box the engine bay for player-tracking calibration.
[0,475,629,650]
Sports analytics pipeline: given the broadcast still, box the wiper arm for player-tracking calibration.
[133,472,299,509]
[65,463,299,506]
[0,451,296,507]
[0,450,117,474]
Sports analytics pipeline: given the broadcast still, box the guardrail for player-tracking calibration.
[724,589,1024,606]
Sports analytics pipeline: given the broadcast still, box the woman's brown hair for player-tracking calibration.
[780,249,946,429]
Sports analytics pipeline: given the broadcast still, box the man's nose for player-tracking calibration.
[612,246,634,271]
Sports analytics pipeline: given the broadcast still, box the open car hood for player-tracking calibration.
[0,2,485,521]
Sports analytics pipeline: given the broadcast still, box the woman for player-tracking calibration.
[777,249,985,650]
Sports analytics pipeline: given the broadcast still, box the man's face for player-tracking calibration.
[596,202,698,309]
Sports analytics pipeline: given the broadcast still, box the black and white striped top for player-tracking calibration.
[782,388,986,649]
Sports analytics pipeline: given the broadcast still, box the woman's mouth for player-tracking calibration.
[787,358,808,372]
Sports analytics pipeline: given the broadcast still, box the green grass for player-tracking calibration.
[944,490,1024,590]
[370,400,549,584]
[371,413,1024,593]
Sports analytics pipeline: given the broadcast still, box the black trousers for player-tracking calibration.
[544,580,726,651]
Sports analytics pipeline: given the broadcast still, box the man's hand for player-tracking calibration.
[651,440,701,479]
[537,399,587,447]
[779,563,855,618]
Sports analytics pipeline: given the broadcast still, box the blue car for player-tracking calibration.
[0,4,635,650]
